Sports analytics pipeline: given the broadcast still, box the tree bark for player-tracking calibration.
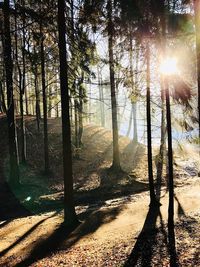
[3,0,20,186]
[107,0,121,171]
[40,23,50,174]
[58,0,78,225]
[146,42,157,205]
[194,0,200,139]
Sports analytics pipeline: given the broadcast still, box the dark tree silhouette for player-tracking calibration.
[40,21,50,174]
[3,0,20,186]
[107,0,121,171]
[57,0,78,225]
[146,42,157,205]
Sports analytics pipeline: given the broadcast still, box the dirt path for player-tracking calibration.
[0,178,199,267]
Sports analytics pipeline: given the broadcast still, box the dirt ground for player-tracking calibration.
[0,118,199,266]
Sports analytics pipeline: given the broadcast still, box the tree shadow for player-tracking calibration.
[124,203,163,267]
[9,201,126,267]
[124,176,181,266]
[0,211,59,258]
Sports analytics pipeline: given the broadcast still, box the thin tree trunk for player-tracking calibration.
[194,0,200,139]
[34,66,41,131]
[48,85,52,118]
[3,0,20,186]
[107,0,121,171]
[126,107,133,137]
[129,32,138,142]
[78,73,84,146]
[40,23,49,174]
[57,0,78,225]
[165,79,174,229]
[14,2,26,163]
[146,42,157,205]
[0,81,7,113]
[74,99,79,147]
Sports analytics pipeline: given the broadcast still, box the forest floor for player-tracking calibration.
[0,117,199,266]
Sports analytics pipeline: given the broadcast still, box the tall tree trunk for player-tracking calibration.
[48,85,52,118]
[129,32,138,143]
[126,107,133,137]
[107,0,121,171]
[14,3,26,163]
[34,66,41,131]
[0,81,7,113]
[194,0,200,139]
[40,23,50,174]
[97,66,105,127]
[58,0,78,225]
[146,42,157,205]
[78,73,84,146]
[74,99,79,147]
[156,80,166,191]
[3,0,20,186]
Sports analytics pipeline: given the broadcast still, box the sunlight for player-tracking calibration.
[159,57,178,75]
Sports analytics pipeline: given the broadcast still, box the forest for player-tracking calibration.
[0,0,199,266]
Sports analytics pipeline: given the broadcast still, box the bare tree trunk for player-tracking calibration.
[107,0,121,171]
[0,80,7,113]
[78,73,84,147]
[126,107,133,137]
[129,32,138,143]
[194,0,200,139]
[58,0,78,225]
[3,0,20,186]
[40,23,49,174]
[146,42,157,205]
[34,66,41,131]
[14,2,26,163]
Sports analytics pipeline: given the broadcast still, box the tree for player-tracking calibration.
[57,0,78,225]
[40,19,50,174]
[193,0,200,139]
[3,0,20,186]
[107,0,121,171]
[146,42,157,205]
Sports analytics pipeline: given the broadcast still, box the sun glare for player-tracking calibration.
[159,57,178,75]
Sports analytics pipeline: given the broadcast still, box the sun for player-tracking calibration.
[159,57,178,75]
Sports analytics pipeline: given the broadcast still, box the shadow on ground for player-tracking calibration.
[1,197,128,267]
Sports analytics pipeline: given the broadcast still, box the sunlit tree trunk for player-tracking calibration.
[3,0,20,186]
[107,0,121,171]
[129,32,138,143]
[58,0,78,225]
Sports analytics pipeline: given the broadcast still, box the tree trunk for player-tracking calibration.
[129,32,138,143]
[194,0,200,139]
[126,107,133,137]
[40,23,50,174]
[14,3,26,163]
[3,0,20,186]
[107,0,121,171]
[0,81,7,113]
[58,0,78,225]
[34,66,41,131]
[165,79,174,229]
[146,42,157,205]
[78,73,84,147]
